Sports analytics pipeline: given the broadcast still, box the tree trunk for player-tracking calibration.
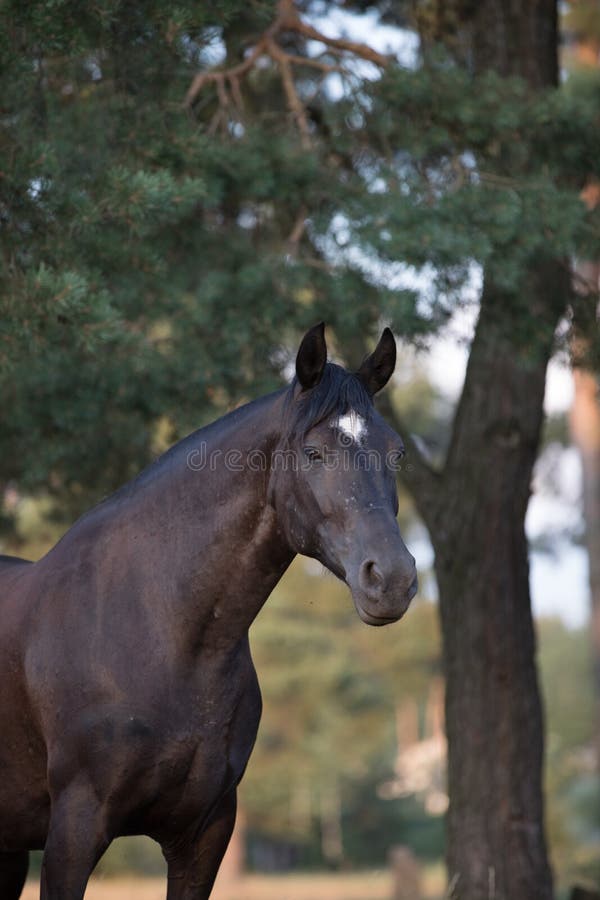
[355,3,565,895]
[467,0,558,87]
[408,5,562,897]
[391,268,566,899]
[428,268,566,899]
[319,779,344,868]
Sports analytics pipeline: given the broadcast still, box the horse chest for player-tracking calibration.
[121,677,259,840]
[173,683,260,784]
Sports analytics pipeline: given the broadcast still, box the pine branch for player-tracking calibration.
[184,0,391,144]
[289,15,390,68]
[268,38,312,148]
[287,205,309,253]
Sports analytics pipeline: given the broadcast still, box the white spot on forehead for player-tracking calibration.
[333,411,367,443]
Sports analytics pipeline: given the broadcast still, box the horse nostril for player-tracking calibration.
[359,560,384,595]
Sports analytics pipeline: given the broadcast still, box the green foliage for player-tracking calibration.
[539,619,600,892]
[329,63,599,297]
[1,0,598,539]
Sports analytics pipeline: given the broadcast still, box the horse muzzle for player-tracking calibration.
[349,556,418,626]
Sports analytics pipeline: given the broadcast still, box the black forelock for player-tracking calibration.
[287,362,373,438]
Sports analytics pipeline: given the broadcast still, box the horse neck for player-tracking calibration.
[124,388,295,649]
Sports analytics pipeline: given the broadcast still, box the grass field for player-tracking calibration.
[22,873,391,900]
[22,867,446,899]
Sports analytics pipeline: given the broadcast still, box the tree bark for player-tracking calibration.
[393,266,567,899]
[398,5,564,897]
[466,0,558,87]
[417,0,558,84]
[430,269,565,899]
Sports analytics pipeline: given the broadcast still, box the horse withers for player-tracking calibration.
[0,324,417,899]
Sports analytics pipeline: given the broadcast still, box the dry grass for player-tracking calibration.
[22,867,446,900]
[22,873,391,900]
[22,872,391,900]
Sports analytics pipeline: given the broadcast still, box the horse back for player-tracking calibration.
[0,553,32,567]
[0,554,32,596]
[0,555,33,606]
[0,555,35,655]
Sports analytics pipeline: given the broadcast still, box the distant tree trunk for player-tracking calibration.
[290,778,312,837]
[319,779,344,868]
[467,0,559,86]
[390,5,564,896]
[425,677,444,741]
[390,845,422,900]
[395,697,419,750]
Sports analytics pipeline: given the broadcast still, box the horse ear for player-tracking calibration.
[356,328,396,395]
[296,322,327,390]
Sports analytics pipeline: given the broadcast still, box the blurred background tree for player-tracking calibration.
[562,0,600,799]
[1,1,599,897]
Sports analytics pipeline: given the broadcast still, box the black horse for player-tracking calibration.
[0,324,417,899]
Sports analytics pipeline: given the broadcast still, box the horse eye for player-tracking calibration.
[303,446,323,462]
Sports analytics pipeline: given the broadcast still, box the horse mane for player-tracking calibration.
[287,362,373,438]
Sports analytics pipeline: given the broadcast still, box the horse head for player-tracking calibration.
[270,323,418,625]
